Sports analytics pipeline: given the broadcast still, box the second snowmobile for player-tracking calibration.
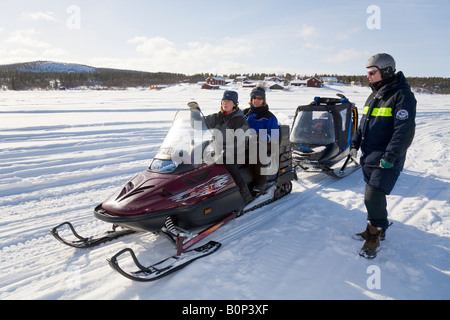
[290,94,360,178]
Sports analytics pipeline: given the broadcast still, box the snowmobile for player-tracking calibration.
[290,94,360,178]
[51,105,296,281]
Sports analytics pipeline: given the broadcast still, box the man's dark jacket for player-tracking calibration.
[352,72,416,170]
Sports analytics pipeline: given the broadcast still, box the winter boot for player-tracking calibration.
[359,223,382,259]
[353,223,386,241]
[252,183,268,194]
[240,185,254,205]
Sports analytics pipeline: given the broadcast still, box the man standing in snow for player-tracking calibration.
[351,53,416,259]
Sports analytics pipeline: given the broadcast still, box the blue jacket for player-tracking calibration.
[243,105,279,140]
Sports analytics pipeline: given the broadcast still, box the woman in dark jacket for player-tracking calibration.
[204,90,253,204]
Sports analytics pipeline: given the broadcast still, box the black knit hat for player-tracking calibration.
[250,86,266,100]
[222,90,239,106]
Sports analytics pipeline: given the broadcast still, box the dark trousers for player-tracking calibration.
[252,163,268,185]
[225,164,252,203]
[362,166,401,230]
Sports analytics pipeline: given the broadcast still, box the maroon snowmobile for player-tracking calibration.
[51,106,295,281]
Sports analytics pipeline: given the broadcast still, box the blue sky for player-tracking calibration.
[0,0,448,76]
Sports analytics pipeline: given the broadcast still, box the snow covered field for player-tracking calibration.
[0,83,449,300]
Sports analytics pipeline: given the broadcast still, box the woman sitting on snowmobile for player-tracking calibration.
[203,90,254,204]
[243,86,279,193]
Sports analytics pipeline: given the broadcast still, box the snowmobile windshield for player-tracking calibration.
[290,110,336,145]
[150,109,213,174]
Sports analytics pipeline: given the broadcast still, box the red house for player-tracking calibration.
[306,77,322,88]
[206,77,226,86]
[290,77,322,88]
[202,83,220,90]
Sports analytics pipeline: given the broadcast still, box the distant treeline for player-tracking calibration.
[0,70,200,90]
[318,74,450,95]
[0,70,448,94]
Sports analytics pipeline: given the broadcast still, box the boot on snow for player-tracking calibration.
[353,223,386,241]
[353,221,393,242]
[358,223,382,259]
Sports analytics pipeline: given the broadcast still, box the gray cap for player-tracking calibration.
[366,53,396,79]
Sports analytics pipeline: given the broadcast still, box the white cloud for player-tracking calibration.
[5,29,51,49]
[324,49,364,64]
[212,60,249,74]
[1,28,68,64]
[335,27,361,41]
[127,36,176,55]
[42,47,67,58]
[8,48,36,57]
[299,42,327,52]
[298,25,320,40]
[127,36,253,73]
[22,11,58,22]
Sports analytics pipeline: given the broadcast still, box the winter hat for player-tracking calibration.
[222,90,239,106]
[250,86,266,100]
[366,53,396,80]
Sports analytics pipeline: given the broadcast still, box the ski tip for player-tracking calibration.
[193,241,222,254]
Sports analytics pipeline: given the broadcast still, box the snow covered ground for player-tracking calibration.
[0,83,449,300]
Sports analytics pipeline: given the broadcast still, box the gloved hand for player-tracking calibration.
[380,154,395,169]
[350,147,358,158]
[188,101,200,110]
[380,159,394,169]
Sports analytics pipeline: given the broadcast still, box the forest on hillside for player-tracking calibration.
[0,69,448,94]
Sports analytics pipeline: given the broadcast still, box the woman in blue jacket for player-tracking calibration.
[243,86,279,193]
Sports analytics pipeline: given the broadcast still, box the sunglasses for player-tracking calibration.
[252,97,264,100]
[367,69,379,76]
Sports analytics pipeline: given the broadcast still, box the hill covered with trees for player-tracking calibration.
[0,61,448,94]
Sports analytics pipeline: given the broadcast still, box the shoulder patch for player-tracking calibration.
[396,109,409,120]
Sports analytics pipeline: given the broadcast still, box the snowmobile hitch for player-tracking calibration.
[50,221,135,249]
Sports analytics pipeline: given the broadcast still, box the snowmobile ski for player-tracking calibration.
[108,241,221,282]
[50,222,135,249]
[108,211,239,281]
[323,155,360,179]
